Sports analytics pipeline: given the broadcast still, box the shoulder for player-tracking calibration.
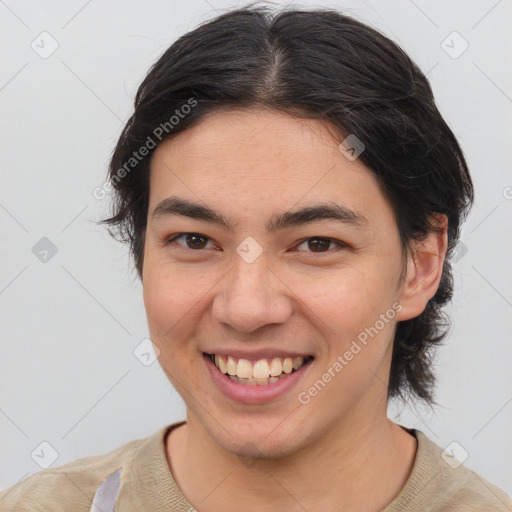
[440,464,512,511]
[387,430,512,512]
[0,436,145,512]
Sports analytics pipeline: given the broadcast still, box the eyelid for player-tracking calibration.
[294,237,348,256]
[164,233,218,250]
[164,232,348,254]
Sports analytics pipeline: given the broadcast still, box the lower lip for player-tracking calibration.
[204,354,313,404]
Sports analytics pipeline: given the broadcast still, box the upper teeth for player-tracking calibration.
[213,354,308,379]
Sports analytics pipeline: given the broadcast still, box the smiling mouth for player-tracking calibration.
[205,353,314,385]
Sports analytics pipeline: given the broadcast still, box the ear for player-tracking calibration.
[395,214,448,322]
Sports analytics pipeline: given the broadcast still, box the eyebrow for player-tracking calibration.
[151,195,368,232]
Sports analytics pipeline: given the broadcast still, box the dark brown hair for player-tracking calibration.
[100,5,474,404]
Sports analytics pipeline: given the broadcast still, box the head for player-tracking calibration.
[101,6,473,455]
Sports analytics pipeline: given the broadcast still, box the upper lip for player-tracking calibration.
[203,349,314,360]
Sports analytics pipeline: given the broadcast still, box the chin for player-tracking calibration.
[202,412,313,461]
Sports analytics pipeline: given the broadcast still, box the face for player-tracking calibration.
[143,108,409,458]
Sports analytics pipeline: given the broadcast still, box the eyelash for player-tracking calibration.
[163,233,348,256]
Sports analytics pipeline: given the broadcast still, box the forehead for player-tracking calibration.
[148,108,394,227]
[152,108,342,170]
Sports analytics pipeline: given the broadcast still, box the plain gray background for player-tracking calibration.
[1,0,511,498]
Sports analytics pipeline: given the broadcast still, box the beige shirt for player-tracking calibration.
[1,421,511,511]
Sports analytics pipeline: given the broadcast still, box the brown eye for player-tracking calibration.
[165,233,213,250]
[307,237,331,252]
[186,234,208,249]
[295,237,346,254]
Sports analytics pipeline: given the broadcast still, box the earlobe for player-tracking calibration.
[396,214,448,322]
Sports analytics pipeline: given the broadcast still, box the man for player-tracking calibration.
[2,5,511,511]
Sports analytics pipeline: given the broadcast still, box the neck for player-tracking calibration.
[166,404,417,512]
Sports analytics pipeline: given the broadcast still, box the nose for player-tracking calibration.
[211,253,293,334]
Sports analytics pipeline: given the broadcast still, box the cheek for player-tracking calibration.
[298,265,395,333]
[296,263,399,392]
[142,260,203,357]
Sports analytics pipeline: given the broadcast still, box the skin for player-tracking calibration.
[142,108,448,512]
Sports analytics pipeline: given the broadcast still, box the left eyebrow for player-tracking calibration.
[151,195,368,232]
